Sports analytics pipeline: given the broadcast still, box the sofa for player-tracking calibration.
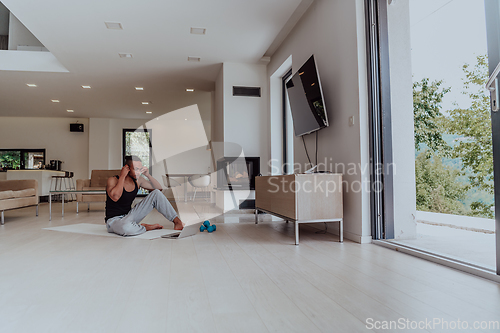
[0,179,39,225]
[76,170,121,209]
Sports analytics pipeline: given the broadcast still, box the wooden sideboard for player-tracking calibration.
[255,174,343,245]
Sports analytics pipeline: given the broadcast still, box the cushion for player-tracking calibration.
[0,196,37,211]
[12,188,36,198]
[83,187,106,191]
[0,190,15,200]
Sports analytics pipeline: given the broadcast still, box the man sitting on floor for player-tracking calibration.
[105,155,184,236]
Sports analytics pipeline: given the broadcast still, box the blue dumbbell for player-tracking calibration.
[203,220,211,228]
[200,225,207,232]
[207,225,216,233]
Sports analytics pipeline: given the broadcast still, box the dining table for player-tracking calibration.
[166,173,200,202]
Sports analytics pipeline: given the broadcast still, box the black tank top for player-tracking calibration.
[105,175,138,222]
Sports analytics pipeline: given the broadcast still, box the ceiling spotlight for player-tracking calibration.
[105,22,123,30]
[190,27,206,35]
[119,53,133,58]
[187,56,201,62]
[142,101,151,105]
[26,83,37,87]
[185,118,187,121]
[67,110,74,113]
[81,85,91,89]
[186,88,194,92]
[146,111,153,114]
[51,100,60,103]
[135,87,144,90]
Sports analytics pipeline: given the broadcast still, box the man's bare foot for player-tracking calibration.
[142,223,163,231]
[173,217,185,230]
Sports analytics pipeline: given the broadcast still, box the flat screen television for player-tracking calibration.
[285,55,328,136]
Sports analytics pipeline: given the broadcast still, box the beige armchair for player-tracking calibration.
[0,179,39,225]
[76,170,121,210]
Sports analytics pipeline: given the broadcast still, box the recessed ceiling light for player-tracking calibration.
[142,101,151,105]
[26,83,37,87]
[119,53,133,58]
[105,22,123,30]
[146,111,153,114]
[185,118,187,121]
[67,110,74,113]
[51,100,60,103]
[135,87,144,91]
[188,56,201,62]
[186,88,194,92]
[81,85,91,89]
[190,27,206,35]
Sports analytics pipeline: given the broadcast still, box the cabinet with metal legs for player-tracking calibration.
[255,174,343,245]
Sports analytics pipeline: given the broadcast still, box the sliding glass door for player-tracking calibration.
[485,0,500,275]
[368,0,499,277]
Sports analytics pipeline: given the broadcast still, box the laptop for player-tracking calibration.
[161,221,203,239]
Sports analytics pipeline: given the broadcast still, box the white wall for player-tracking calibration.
[196,91,213,142]
[219,62,269,174]
[89,106,211,185]
[88,118,111,171]
[387,0,417,239]
[212,66,224,143]
[88,118,146,175]
[8,13,44,50]
[0,117,89,181]
[88,90,212,174]
[267,0,371,243]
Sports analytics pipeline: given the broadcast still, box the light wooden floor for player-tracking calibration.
[0,203,499,333]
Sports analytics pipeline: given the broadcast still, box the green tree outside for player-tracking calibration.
[413,78,450,155]
[415,152,468,215]
[413,55,494,218]
[0,151,21,170]
[440,55,493,194]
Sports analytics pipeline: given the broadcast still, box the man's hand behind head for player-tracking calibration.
[120,165,130,178]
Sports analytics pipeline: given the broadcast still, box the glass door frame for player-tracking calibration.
[365,0,395,240]
[484,0,500,275]
[282,68,293,175]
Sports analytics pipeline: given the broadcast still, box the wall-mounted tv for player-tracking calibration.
[286,55,328,136]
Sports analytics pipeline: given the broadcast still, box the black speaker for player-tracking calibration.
[70,123,84,132]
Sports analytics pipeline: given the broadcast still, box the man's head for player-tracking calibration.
[124,155,143,179]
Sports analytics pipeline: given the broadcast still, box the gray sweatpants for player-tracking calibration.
[106,189,178,236]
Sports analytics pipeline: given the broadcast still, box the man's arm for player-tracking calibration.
[137,167,162,191]
[106,166,129,202]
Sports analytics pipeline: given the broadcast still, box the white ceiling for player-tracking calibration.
[0,0,308,119]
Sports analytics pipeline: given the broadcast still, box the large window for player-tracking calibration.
[0,149,46,171]
[122,129,152,195]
